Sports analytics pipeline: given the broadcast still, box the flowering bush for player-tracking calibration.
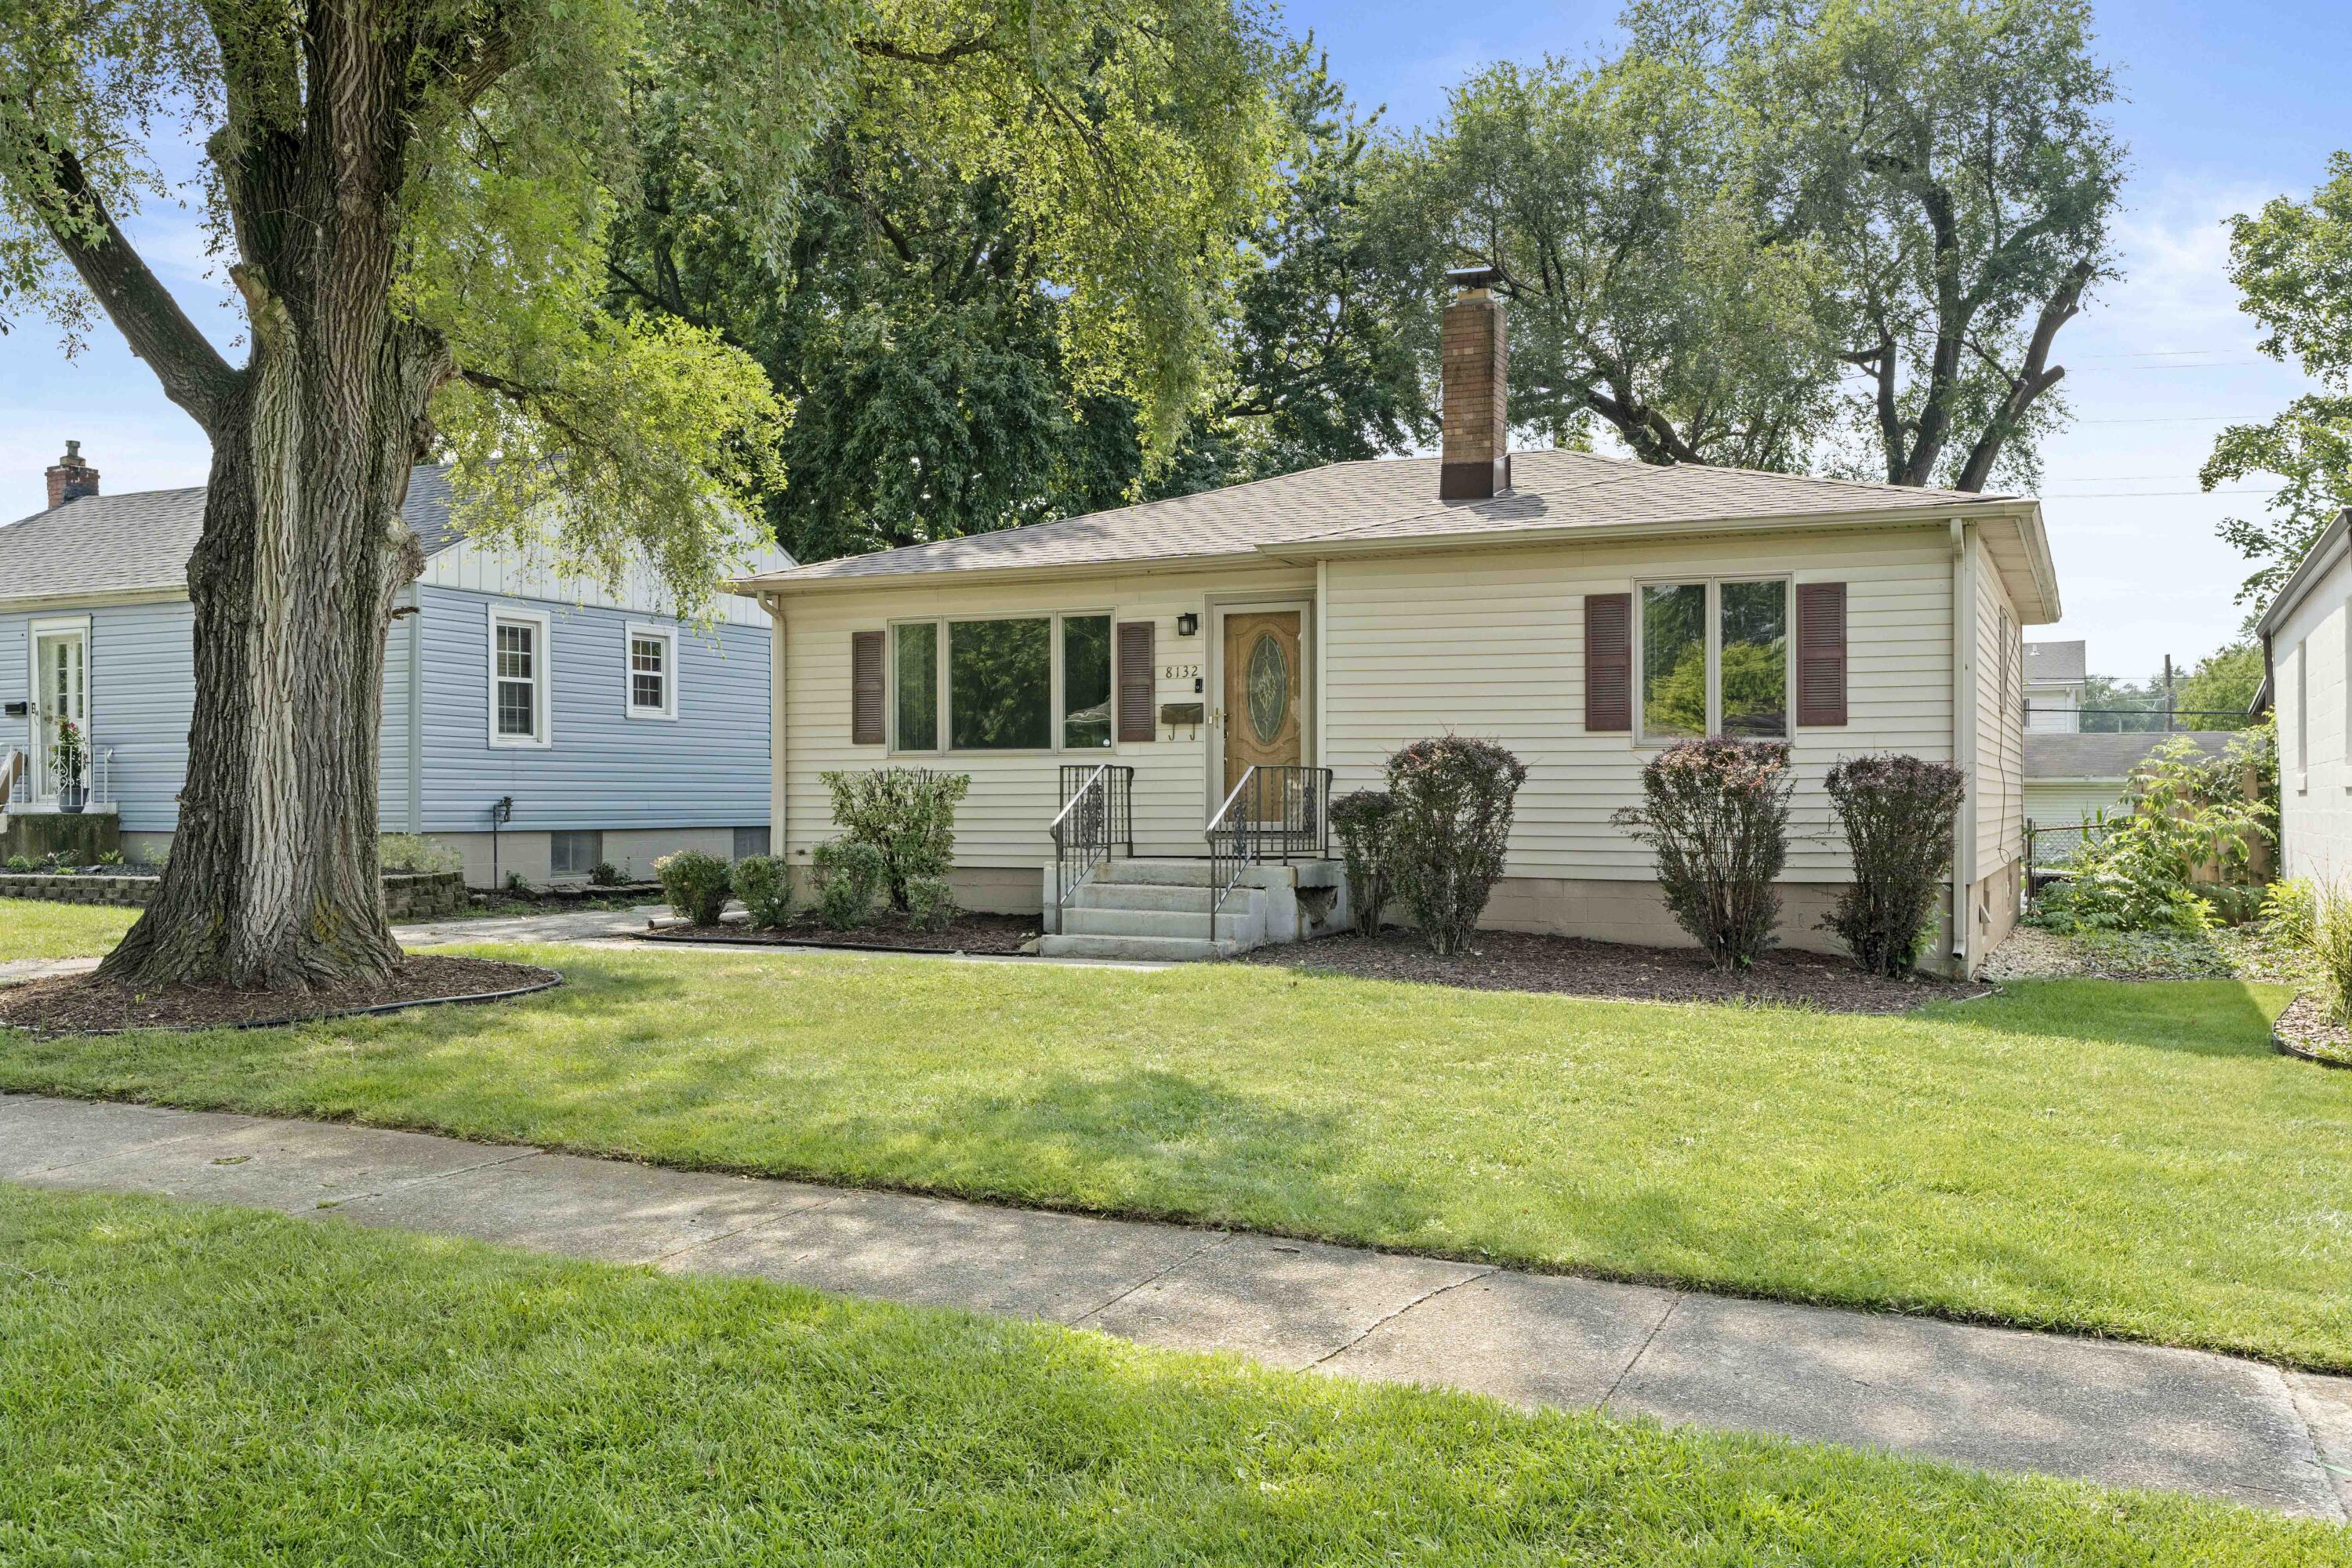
[1330,789,1397,938]
[1385,737,1528,956]
[1614,739,1793,970]
[1823,754,1964,977]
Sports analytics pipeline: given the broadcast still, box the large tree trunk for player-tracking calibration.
[96,0,451,992]
[98,315,446,991]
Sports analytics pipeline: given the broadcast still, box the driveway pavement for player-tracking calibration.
[3,1090,2345,1521]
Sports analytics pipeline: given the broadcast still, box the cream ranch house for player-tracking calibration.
[735,270,2057,975]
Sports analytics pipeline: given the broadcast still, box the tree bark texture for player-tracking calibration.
[82,6,454,989]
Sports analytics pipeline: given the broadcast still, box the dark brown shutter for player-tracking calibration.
[1584,592,1632,731]
[851,630,885,744]
[1795,582,1848,728]
[1116,620,1156,742]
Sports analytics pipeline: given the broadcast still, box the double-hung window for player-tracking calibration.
[1638,578,1789,741]
[890,612,1114,753]
[488,607,552,748]
[625,622,677,720]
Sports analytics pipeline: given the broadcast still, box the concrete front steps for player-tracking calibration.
[1037,858,1347,961]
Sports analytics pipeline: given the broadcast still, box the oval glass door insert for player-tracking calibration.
[1246,632,1289,744]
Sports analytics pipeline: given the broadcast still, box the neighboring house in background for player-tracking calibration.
[2024,638,2086,732]
[2022,731,2238,863]
[0,445,792,887]
[735,270,2055,976]
[2257,506,2352,882]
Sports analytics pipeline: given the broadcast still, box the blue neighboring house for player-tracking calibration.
[0,442,789,886]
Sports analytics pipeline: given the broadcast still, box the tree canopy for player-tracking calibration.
[1,0,1290,604]
[605,35,1419,563]
[2204,149,2352,610]
[1370,0,2123,490]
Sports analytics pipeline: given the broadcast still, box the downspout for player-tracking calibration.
[405,590,424,833]
[1314,559,1328,771]
[765,593,788,867]
[1950,520,1980,978]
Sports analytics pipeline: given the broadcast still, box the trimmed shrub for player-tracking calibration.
[655,850,731,926]
[1330,789,1398,938]
[906,875,957,932]
[1614,739,1793,971]
[1822,754,1965,977]
[1385,737,1528,957]
[822,768,971,911]
[812,840,887,930]
[731,855,793,928]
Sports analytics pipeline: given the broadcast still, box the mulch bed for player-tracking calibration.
[2270,993,2352,1068]
[0,955,559,1035]
[1242,928,1991,1014]
[640,909,1041,956]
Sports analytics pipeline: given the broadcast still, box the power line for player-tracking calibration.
[2041,486,2284,498]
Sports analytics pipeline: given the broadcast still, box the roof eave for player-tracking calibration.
[2256,507,2352,638]
[0,584,191,614]
[730,549,1279,597]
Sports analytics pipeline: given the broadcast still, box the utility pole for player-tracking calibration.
[2163,654,2174,733]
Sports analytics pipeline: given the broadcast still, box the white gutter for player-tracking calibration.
[1951,520,1980,977]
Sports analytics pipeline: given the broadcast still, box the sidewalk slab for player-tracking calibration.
[673,1187,1221,1323]
[327,1149,840,1264]
[1318,1268,1678,1410]
[1,1089,2345,1522]
[1079,1232,1487,1369]
[17,1113,524,1213]
[1608,1291,2338,1516]
[0,1094,257,1181]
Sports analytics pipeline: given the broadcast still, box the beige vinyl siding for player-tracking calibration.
[775,564,1313,869]
[1321,526,1954,882]
[2024,780,2130,826]
[2271,571,2352,880]
[1973,534,2026,880]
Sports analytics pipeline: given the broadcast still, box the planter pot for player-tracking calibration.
[57,782,85,815]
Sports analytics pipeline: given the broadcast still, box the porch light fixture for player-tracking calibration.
[1176,613,1200,637]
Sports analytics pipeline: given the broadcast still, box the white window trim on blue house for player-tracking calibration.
[624,620,678,721]
[486,603,553,750]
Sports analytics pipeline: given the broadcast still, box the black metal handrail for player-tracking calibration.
[1204,764,1332,942]
[1051,763,1134,913]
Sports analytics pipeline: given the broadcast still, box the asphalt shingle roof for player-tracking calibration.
[742,448,2020,587]
[2024,730,2237,780]
[0,463,465,603]
[2024,640,2088,685]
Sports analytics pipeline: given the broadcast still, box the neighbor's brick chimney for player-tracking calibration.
[45,441,98,509]
[1439,267,1509,499]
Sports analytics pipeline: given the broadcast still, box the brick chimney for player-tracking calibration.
[1439,267,1509,499]
[45,441,98,509]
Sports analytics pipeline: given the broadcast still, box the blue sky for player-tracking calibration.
[3,1,2347,677]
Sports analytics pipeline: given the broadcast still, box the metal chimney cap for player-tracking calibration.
[1445,265,1504,292]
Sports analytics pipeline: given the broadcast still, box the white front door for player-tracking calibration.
[31,623,88,802]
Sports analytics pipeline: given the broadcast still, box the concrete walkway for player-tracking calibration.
[2,1091,2346,1520]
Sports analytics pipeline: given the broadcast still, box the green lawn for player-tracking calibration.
[2,1185,2336,1566]
[0,896,136,960]
[2,948,2347,1370]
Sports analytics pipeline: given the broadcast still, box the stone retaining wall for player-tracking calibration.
[0,872,154,906]
[0,869,466,920]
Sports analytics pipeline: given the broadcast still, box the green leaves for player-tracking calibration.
[2208,151,2352,608]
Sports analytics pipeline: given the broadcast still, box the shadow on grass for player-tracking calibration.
[1923,979,2282,1058]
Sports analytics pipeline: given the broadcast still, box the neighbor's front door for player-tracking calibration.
[1221,610,1302,798]
[31,626,86,802]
